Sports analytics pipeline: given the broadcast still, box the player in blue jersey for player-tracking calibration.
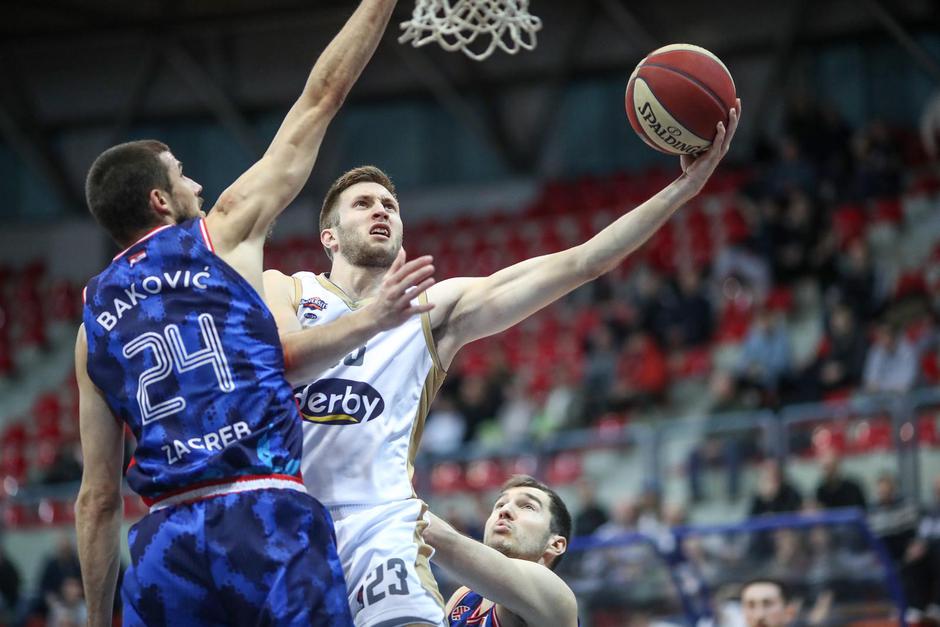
[72,2,439,626]
[422,475,578,627]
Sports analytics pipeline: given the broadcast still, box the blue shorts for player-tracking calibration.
[122,488,352,627]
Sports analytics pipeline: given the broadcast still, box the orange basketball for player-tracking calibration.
[626,44,736,156]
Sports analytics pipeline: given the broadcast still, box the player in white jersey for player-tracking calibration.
[264,104,741,626]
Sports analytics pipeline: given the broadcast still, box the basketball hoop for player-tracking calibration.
[399,0,542,62]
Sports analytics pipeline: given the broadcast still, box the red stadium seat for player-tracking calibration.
[812,423,847,456]
[545,451,582,485]
[2,423,27,446]
[918,415,940,446]
[832,205,866,248]
[430,462,466,494]
[465,459,507,491]
[873,198,903,225]
[721,205,750,244]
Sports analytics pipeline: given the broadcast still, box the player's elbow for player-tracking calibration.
[573,247,608,282]
[75,485,123,520]
[311,88,346,118]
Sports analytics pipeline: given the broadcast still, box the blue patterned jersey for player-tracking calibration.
[82,218,302,503]
[448,589,502,627]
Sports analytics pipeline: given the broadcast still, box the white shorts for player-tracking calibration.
[331,499,445,627]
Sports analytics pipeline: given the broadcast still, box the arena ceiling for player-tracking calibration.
[2,0,938,212]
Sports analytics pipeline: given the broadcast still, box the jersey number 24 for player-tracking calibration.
[123,313,235,424]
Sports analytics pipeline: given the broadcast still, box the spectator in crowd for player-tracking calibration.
[814,450,867,511]
[573,478,609,537]
[767,529,810,582]
[31,534,81,618]
[47,576,86,627]
[581,499,649,585]
[713,248,772,305]
[863,322,918,394]
[676,267,714,348]
[579,323,619,423]
[736,307,792,398]
[495,372,537,444]
[750,460,802,518]
[42,441,83,485]
[835,239,881,320]
[594,498,639,539]
[740,578,798,627]
[456,374,502,443]
[539,364,579,434]
[768,137,817,197]
[851,120,902,201]
[920,90,940,161]
[868,472,919,565]
[0,544,21,619]
[797,303,868,401]
[657,266,714,349]
[611,331,668,410]
[903,476,940,614]
[422,394,466,456]
[762,191,820,284]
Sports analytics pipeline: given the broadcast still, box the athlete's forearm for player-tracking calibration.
[281,307,381,385]
[75,488,123,627]
[576,179,690,278]
[291,0,397,116]
[424,518,518,604]
[424,516,558,622]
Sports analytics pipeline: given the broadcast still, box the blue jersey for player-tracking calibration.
[82,218,302,504]
[448,589,502,627]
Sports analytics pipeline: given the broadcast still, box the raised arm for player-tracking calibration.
[429,102,740,368]
[74,326,126,627]
[263,250,435,385]
[205,0,398,252]
[423,513,578,627]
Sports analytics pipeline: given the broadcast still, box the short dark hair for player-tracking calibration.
[741,578,789,604]
[319,165,397,259]
[85,140,172,245]
[500,474,572,570]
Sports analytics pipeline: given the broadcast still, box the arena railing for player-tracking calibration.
[4,388,940,526]
[547,509,907,626]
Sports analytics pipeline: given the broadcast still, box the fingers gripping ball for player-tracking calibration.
[626,44,736,156]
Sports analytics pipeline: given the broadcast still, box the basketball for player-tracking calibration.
[626,44,736,156]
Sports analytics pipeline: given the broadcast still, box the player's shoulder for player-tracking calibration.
[263,269,315,312]
[511,559,578,622]
[262,268,291,285]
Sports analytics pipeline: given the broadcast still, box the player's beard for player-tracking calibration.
[170,191,203,223]
[336,224,400,268]
[486,528,552,563]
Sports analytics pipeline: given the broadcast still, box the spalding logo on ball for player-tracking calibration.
[626,44,736,156]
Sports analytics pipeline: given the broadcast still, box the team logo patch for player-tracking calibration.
[451,605,471,621]
[294,378,385,425]
[300,296,328,320]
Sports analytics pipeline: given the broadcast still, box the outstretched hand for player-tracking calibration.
[678,98,741,195]
[367,249,435,332]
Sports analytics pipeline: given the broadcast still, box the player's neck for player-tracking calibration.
[326,259,385,301]
[119,219,174,251]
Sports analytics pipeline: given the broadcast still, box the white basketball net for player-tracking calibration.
[399,0,542,62]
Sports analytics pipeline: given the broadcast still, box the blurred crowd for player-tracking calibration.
[423,96,940,455]
[0,533,123,627]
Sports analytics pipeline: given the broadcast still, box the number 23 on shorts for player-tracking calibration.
[360,558,410,607]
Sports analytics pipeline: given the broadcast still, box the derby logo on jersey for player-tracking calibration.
[451,605,471,621]
[300,296,328,320]
[294,378,385,425]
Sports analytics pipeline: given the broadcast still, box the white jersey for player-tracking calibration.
[292,272,445,508]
